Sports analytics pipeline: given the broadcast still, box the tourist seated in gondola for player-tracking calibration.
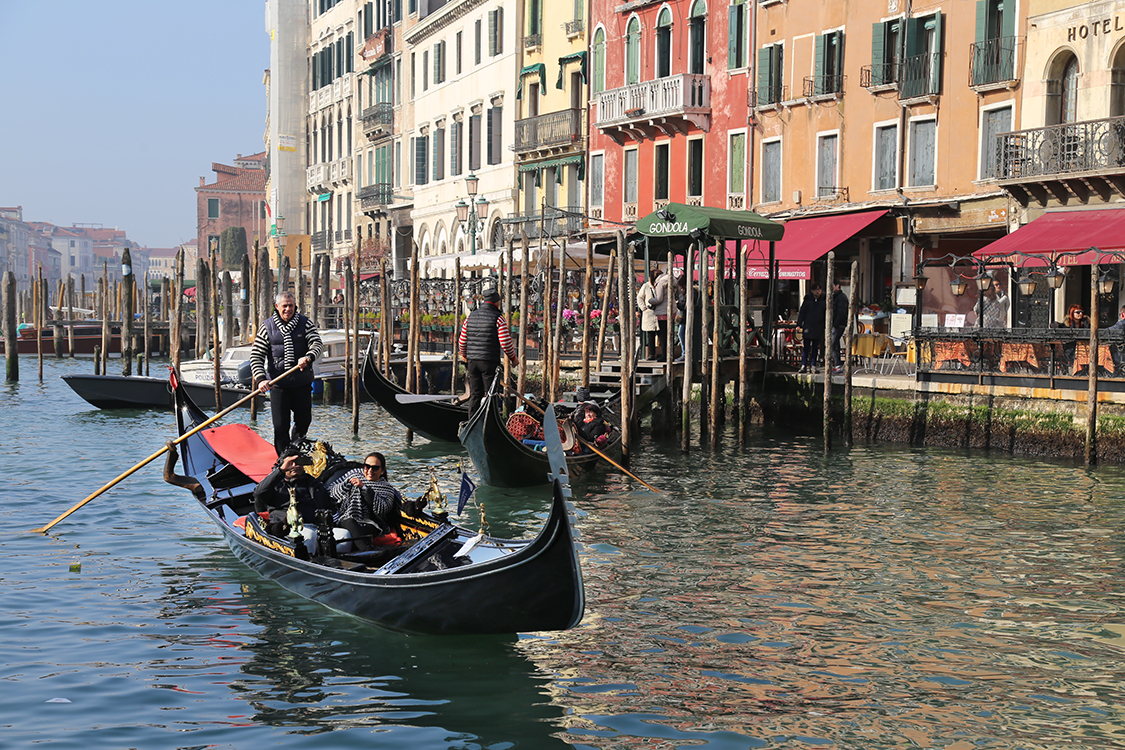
[252,447,333,537]
[572,402,613,449]
[329,451,405,551]
[163,440,204,501]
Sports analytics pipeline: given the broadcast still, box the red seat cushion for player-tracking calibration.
[202,424,278,482]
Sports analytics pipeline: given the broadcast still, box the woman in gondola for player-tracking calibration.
[331,452,405,551]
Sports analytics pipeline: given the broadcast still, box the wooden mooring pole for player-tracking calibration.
[517,232,529,398]
[843,261,858,447]
[1086,263,1100,467]
[3,271,17,382]
[823,252,835,453]
[681,242,695,452]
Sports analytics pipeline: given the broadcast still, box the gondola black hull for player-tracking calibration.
[361,344,466,443]
[458,388,617,487]
[64,373,253,410]
[173,376,584,635]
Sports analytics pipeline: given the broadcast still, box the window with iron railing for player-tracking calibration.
[970,36,1019,87]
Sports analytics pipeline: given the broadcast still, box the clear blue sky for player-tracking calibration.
[0,0,270,249]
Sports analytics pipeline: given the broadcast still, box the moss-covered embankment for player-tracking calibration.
[748,376,1125,463]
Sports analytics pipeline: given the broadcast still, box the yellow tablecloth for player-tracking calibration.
[852,333,891,358]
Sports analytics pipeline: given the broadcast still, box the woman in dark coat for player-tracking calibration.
[795,284,826,373]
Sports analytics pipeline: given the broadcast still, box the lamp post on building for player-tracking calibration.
[274,214,287,293]
[455,173,490,256]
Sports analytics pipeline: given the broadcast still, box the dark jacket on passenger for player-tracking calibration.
[796,294,827,341]
[252,468,333,521]
[831,289,849,329]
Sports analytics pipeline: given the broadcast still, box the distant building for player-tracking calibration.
[0,206,32,290]
[28,223,94,287]
[195,152,268,266]
[68,225,145,281]
[147,248,178,281]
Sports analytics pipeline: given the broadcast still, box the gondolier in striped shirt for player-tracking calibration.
[457,283,517,415]
[251,291,324,455]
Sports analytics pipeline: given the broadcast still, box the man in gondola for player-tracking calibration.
[253,447,333,537]
[457,283,517,415]
[251,290,324,455]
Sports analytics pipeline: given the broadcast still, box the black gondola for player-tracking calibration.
[361,342,467,443]
[171,373,584,635]
[458,380,621,487]
[63,373,254,410]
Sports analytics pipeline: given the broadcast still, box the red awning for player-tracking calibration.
[740,210,888,279]
[972,208,1125,267]
[360,272,380,281]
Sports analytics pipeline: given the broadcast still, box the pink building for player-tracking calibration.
[195,152,268,266]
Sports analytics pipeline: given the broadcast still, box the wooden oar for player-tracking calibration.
[31,363,304,534]
[504,387,663,493]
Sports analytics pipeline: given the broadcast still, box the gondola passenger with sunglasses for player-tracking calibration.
[330,452,404,550]
[252,446,333,537]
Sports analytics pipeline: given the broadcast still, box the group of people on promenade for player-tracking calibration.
[793,281,850,374]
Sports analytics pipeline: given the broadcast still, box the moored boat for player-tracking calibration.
[170,373,585,635]
[458,381,621,487]
[361,341,467,443]
[62,373,255,410]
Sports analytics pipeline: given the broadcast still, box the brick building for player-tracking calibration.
[195,152,268,266]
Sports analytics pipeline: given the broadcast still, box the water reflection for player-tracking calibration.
[156,552,572,747]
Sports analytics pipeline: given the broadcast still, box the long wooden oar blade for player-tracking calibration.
[395,393,462,404]
[31,363,303,534]
[504,387,663,493]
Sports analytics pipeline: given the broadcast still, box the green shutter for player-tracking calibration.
[488,10,497,56]
[730,133,745,193]
[757,47,771,102]
[814,33,826,94]
[593,31,605,94]
[1000,0,1014,38]
[905,16,922,59]
[975,0,988,42]
[931,13,943,94]
[728,6,739,69]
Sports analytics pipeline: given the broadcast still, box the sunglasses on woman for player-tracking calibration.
[363,463,383,472]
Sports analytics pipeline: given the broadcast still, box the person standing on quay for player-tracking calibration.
[252,290,324,455]
[830,280,849,372]
[458,283,516,415]
[796,284,826,373]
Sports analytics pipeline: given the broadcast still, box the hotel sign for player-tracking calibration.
[1068,17,1125,41]
[362,28,392,61]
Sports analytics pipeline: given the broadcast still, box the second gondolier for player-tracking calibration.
[252,290,324,455]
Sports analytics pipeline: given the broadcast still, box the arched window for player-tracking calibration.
[593,28,606,95]
[689,0,706,75]
[1060,56,1078,124]
[656,8,673,78]
[489,219,504,249]
[626,16,641,85]
[1112,44,1125,116]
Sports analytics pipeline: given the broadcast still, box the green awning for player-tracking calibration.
[516,63,547,99]
[635,202,784,252]
[557,51,588,88]
[362,58,392,75]
[517,154,584,172]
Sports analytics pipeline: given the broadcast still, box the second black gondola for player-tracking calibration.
[361,341,467,443]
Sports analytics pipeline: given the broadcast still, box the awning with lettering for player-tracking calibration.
[557,51,587,88]
[515,63,547,99]
[743,209,887,280]
[972,208,1125,267]
[635,202,784,255]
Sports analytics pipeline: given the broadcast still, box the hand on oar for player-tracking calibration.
[31,363,303,534]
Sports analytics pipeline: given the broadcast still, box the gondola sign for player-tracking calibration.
[636,202,784,246]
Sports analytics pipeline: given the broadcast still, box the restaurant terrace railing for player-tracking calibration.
[997,116,1125,181]
[913,327,1125,383]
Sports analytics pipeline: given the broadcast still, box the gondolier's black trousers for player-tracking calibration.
[270,385,312,455]
[466,359,500,416]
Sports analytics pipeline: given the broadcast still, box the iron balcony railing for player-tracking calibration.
[523,33,542,48]
[997,115,1125,181]
[899,52,940,99]
[513,108,583,152]
[358,182,393,208]
[914,327,1125,381]
[362,102,393,125]
[803,73,844,98]
[501,206,584,240]
[596,74,710,128]
[860,62,899,90]
[312,231,328,254]
[564,19,583,35]
[970,36,1020,88]
[749,84,787,108]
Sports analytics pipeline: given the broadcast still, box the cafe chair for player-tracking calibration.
[879,335,913,375]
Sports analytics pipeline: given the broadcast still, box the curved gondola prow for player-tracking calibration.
[543,402,585,628]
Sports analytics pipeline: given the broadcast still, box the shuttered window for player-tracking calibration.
[486,106,502,165]
[908,119,936,186]
[346,33,354,73]
[415,135,429,186]
[980,106,1011,179]
[654,143,670,201]
[687,138,703,197]
[875,125,897,190]
[689,0,706,75]
[469,114,482,171]
[423,50,429,90]
[590,154,604,207]
[813,31,844,94]
[656,8,672,78]
[433,128,445,181]
[592,28,606,94]
[728,132,745,194]
[488,8,504,57]
[817,134,838,197]
[456,32,463,75]
[624,149,638,204]
[762,140,781,203]
[626,17,641,84]
[727,0,746,70]
[450,121,462,176]
[756,44,783,104]
[475,19,482,65]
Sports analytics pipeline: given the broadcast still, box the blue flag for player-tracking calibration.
[457,471,477,515]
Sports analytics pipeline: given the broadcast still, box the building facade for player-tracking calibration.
[195,152,268,268]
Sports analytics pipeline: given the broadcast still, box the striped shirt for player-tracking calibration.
[457,311,517,362]
[250,312,323,384]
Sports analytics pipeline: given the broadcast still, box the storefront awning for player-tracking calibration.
[972,208,1125,267]
[743,209,887,280]
[636,202,784,255]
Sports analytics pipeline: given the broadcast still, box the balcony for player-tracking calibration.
[362,102,394,140]
[307,163,329,192]
[312,231,328,254]
[861,62,898,91]
[803,73,844,99]
[330,157,351,185]
[513,109,583,154]
[359,183,393,212]
[899,52,940,100]
[523,33,542,49]
[970,36,1022,90]
[749,84,788,109]
[564,19,583,37]
[501,206,584,240]
[596,74,711,145]
[997,116,1125,207]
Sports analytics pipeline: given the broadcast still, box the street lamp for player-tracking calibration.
[455,174,489,255]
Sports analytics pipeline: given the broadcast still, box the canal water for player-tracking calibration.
[5,357,1125,748]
